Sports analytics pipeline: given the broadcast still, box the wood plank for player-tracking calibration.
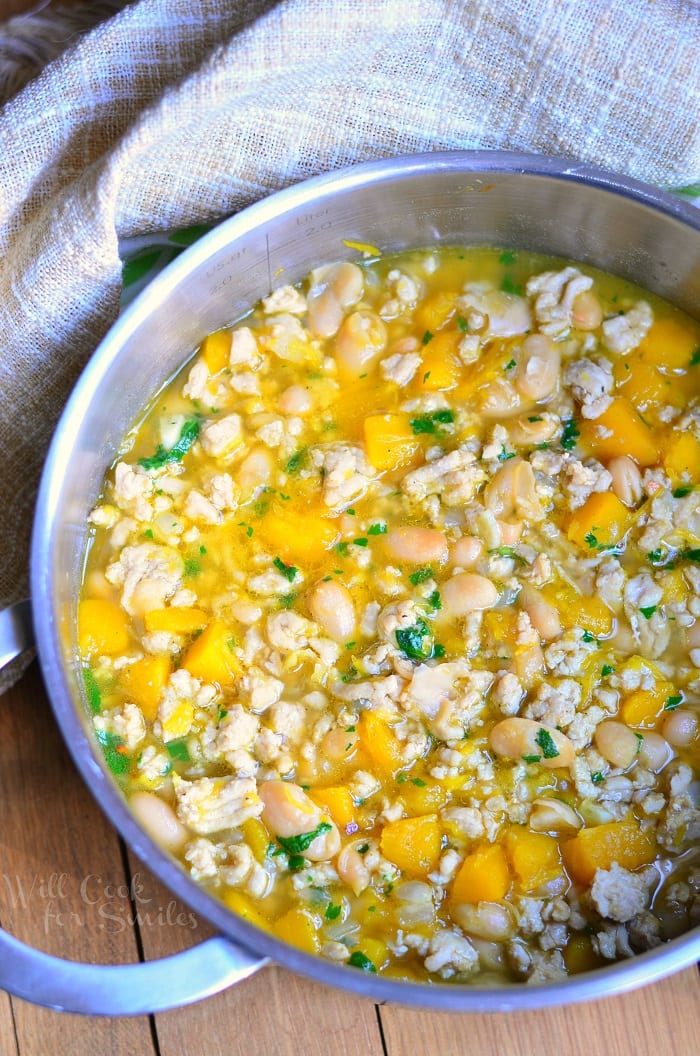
[129,851,385,1056]
[0,990,19,1056]
[379,965,700,1056]
[0,663,154,1055]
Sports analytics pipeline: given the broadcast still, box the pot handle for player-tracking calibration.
[0,927,268,1015]
[0,598,33,668]
[0,601,269,1013]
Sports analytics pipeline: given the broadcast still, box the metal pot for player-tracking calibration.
[1,150,699,1015]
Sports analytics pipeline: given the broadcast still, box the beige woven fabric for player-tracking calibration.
[1,0,698,691]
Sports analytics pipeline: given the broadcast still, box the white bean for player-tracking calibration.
[450,535,484,569]
[259,781,340,860]
[130,791,189,852]
[509,639,544,687]
[572,289,603,331]
[483,458,542,522]
[321,727,360,761]
[479,377,521,418]
[279,384,313,415]
[497,519,523,546]
[509,415,558,446]
[384,526,448,565]
[637,731,673,771]
[442,573,498,616]
[529,797,582,833]
[308,579,355,641]
[335,310,387,375]
[451,901,514,941]
[514,333,560,401]
[594,721,641,769]
[519,585,562,641]
[238,447,272,492]
[607,455,642,507]
[687,622,700,649]
[662,709,698,747]
[307,262,364,338]
[489,717,574,769]
[337,844,371,895]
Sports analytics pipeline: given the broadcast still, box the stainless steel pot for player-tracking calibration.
[2,150,699,1015]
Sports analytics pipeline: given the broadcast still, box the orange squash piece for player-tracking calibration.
[414,290,458,332]
[257,511,338,564]
[562,817,657,886]
[363,413,421,471]
[567,491,632,550]
[620,680,678,728]
[358,710,406,779]
[417,330,463,392]
[637,316,700,371]
[663,432,700,485]
[505,828,564,893]
[578,397,659,467]
[181,619,241,686]
[199,329,232,374]
[450,844,510,904]
[380,814,442,876]
[78,598,131,657]
[119,654,171,721]
[143,606,208,635]
[309,786,356,829]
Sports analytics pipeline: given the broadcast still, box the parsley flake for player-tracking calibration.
[591,771,605,784]
[273,556,298,582]
[409,566,434,586]
[368,523,387,535]
[664,694,682,711]
[325,903,342,921]
[138,417,200,471]
[560,418,579,451]
[535,728,560,759]
[409,409,454,435]
[422,330,434,345]
[639,605,657,619]
[348,951,376,973]
[276,822,332,856]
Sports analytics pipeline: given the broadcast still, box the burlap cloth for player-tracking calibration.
[1,0,698,692]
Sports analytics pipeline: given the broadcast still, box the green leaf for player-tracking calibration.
[183,557,201,577]
[168,223,214,246]
[408,566,433,586]
[457,315,469,332]
[500,274,522,296]
[138,417,200,471]
[535,728,559,759]
[421,330,434,345]
[639,605,657,619]
[285,448,307,474]
[122,247,166,288]
[166,739,191,762]
[368,523,387,535]
[325,903,342,920]
[95,728,131,776]
[591,771,605,784]
[522,754,541,764]
[273,556,298,582]
[601,664,615,677]
[560,418,579,451]
[664,695,682,711]
[347,951,376,973]
[276,821,332,856]
[83,668,102,715]
[499,250,517,265]
[395,618,444,661]
[409,410,454,435]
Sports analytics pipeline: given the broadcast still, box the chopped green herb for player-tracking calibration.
[591,771,605,784]
[500,274,522,296]
[422,330,434,345]
[138,417,200,471]
[199,545,207,555]
[183,557,201,577]
[582,630,597,644]
[397,772,408,784]
[522,754,541,764]
[497,445,516,461]
[95,728,131,777]
[535,728,559,759]
[682,548,700,562]
[347,508,356,515]
[368,523,387,535]
[411,777,427,787]
[456,315,469,332]
[335,541,351,557]
[347,951,376,973]
[690,347,700,367]
[665,694,682,711]
[409,409,455,435]
[639,605,657,619]
[427,589,442,611]
[285,448,307,474]
[280,592,298,610]
[647,548,664,564]
[634,731,643,753]
[560,418,580,451]
[432,643,446,658]
[504,358,516,371]
[273,556,298,582]
[601,664,615,677]
[345,725,356,733]
[353,537,368,547]
[166,739,191,762]
[357,843,370,854]
[277,821,332,856]
[528,416,543,423]
[218,707,229,721]
[288,854,306,872]
[499,250,517,265]
[325,903,342,921]
[673,486,694,498]
[83,668,102,715]
[345,641,356,650]
[423,371,431,381]
[396,618,434,661]
[143,528,154,539]
[409,566,433,586]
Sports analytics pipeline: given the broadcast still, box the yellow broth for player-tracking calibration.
[78,247,700,983]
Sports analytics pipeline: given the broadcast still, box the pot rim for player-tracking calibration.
[31,148,700,1011]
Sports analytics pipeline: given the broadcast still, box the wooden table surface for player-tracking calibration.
[0,662,697,1055]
